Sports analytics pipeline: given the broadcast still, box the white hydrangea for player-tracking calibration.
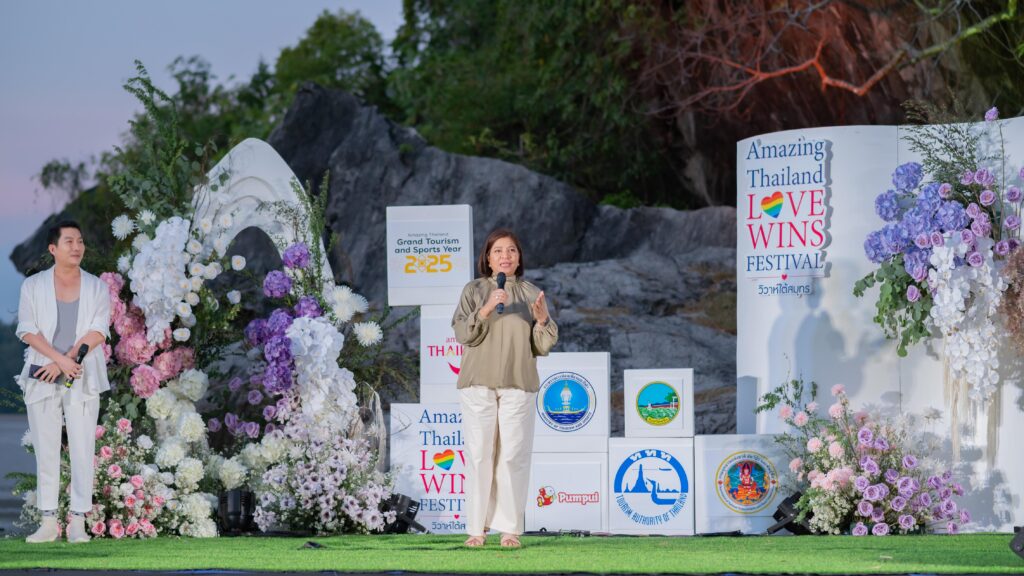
[117,254,132,274]
[175,457,205,490]
[174,369,209,402]
[112,214,136,240]
[353,321,383,347]
[259,431,287,463]
[132,233,151,251]
[205,454,225,480]
[147,388,177,421]
[179,492,213,523]
[286,316,358,432]
[178,412,206,443]
[240,443,265,469]
[127,217,191,344]
[219,457,248,490]
[156,439,186,469]
[182,517,218,538]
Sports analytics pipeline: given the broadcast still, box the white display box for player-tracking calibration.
[389,403,466,534]
[386,205,473,306]
[607,438,695,535]
[526,453,609,533]
[694,434,787,535]
[419,304,462,404]
[420,383,459,404]
[533,352,610,453]
[624,369,694,438]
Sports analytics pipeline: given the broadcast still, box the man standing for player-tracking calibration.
[16,221,111,543]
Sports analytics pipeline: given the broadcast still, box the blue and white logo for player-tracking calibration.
[537,372,596,432]
[613,449,689,526]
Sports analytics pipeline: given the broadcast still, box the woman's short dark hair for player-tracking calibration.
[477,228,524,277]
[47,220,82,247]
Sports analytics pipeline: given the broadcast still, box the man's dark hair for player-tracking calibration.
[47,220,82,247]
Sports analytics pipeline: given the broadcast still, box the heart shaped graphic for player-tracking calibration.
[761,191,784,218]
[454,514,460,519]
[781,274,788,280]
[433,449,455,470]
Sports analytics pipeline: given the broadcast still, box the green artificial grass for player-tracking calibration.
[0,533,1020,573]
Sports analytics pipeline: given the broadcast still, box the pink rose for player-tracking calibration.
[789,457,803,472]
[130,364,161,398]
[831,384,845,397]
[153,496,165,507]
[140,519,156,536]
[793,412,809,426]
[130,475,144,489]
[99,446,113,460]
[107,464,122,478]
[807,438,823,453]
[854,411,869,425]
[103,343,113,363]
[126,521,140,537]
[134,489,144,499]
[178,347,196,371]
[806,401,818,412]
[828,403,844,419]
[91,521,106,536]
[125,495,137,509]
[828,441,843,458]
[117,418,133,434]
[95,425,106,439]
[779,405,794,420]
[109,519,125,539]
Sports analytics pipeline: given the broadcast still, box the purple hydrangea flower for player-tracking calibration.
[875,190,902,222]
[244,318,268,347]
[282,242,311,269]
[979,189,996,206]
[902,455,918,469]
[903,248,929,282]
[244,421,260,439]
[1008,185,1022,203]
[858,500,873,516]
[264,335,292,364]
[1005,215,1021,230]
[898,514,916,530]
[985,107,999,122]
[938,183,953,199]
[267,308,294,336]
[855,476,870,492]
[967,251,984,267]
[881,223,911,255]
[263,270,292,298]
[858,427,874,446]
[872,522,890,536]
[207,418,222,433]
[906,285,921,303]
[248,389,264,405]
[935,201,969,232]
[864,231,888,263]
[263,362,294,394]
[893,163,923,192]
[294,295,323,318]
[891,496,907,512]
[852,522,868,536]
[996,240,1011,256]
[263,405,277,421]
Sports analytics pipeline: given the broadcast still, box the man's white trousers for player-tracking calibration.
[27,392,99,514]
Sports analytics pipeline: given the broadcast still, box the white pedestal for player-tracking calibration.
[608,438,695,535]
[624,369,695,438]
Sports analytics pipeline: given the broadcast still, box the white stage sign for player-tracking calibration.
[419,304,461,403]
[624,369,694,438]
[608,438,695,535]
[534,353,611,453]
[386,205,473,306]
[526,453,608,533]
[694,434,786,534]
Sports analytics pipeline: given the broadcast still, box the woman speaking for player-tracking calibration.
[452,228,558,549]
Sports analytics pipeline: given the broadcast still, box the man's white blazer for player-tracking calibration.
[15,266,111,405]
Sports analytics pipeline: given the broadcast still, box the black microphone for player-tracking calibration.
[66,343,90,389]
[496,272,506,314]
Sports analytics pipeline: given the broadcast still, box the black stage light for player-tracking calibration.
[766,492,813,535]
[381,493,427,534]
[218,489,256,535]
[1011,526,1024,560]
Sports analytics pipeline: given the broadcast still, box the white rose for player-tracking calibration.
[199,218,213,235]
[189,262,205,277]
[190,276,204,292]
[227,290,241,305]
[203,262,222,280]
[182,314,197,328]
[213,236,229,257]
[186,292,200,306]
[137,434,154,451]
[218,213,233,229]
[231,255,246,271]
[173,328,191,342]
[186,239,203,255]
[176,301,193,319]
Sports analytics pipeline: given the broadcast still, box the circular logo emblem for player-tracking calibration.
[612,449,689,526]
[537,372,596,432]
[636,381,680,426]
[714,451,778,514]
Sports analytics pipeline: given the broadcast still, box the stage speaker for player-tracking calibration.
[766,492,813,535]
[218,489,256,535]
[381,493,427,534]
[1011,526,1024,560]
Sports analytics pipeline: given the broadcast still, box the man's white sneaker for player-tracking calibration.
[67,516,90,543]
[25,516,59,543]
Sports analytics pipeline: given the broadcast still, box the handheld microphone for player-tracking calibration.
[66,344,90,389]
[496,272,506,314]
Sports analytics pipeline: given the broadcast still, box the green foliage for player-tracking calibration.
[755,376,818,414]
[390,0,681,205]
[853,258,933,358]
[0,320,26,412]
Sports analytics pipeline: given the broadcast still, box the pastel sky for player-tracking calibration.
[0,0,402,322]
